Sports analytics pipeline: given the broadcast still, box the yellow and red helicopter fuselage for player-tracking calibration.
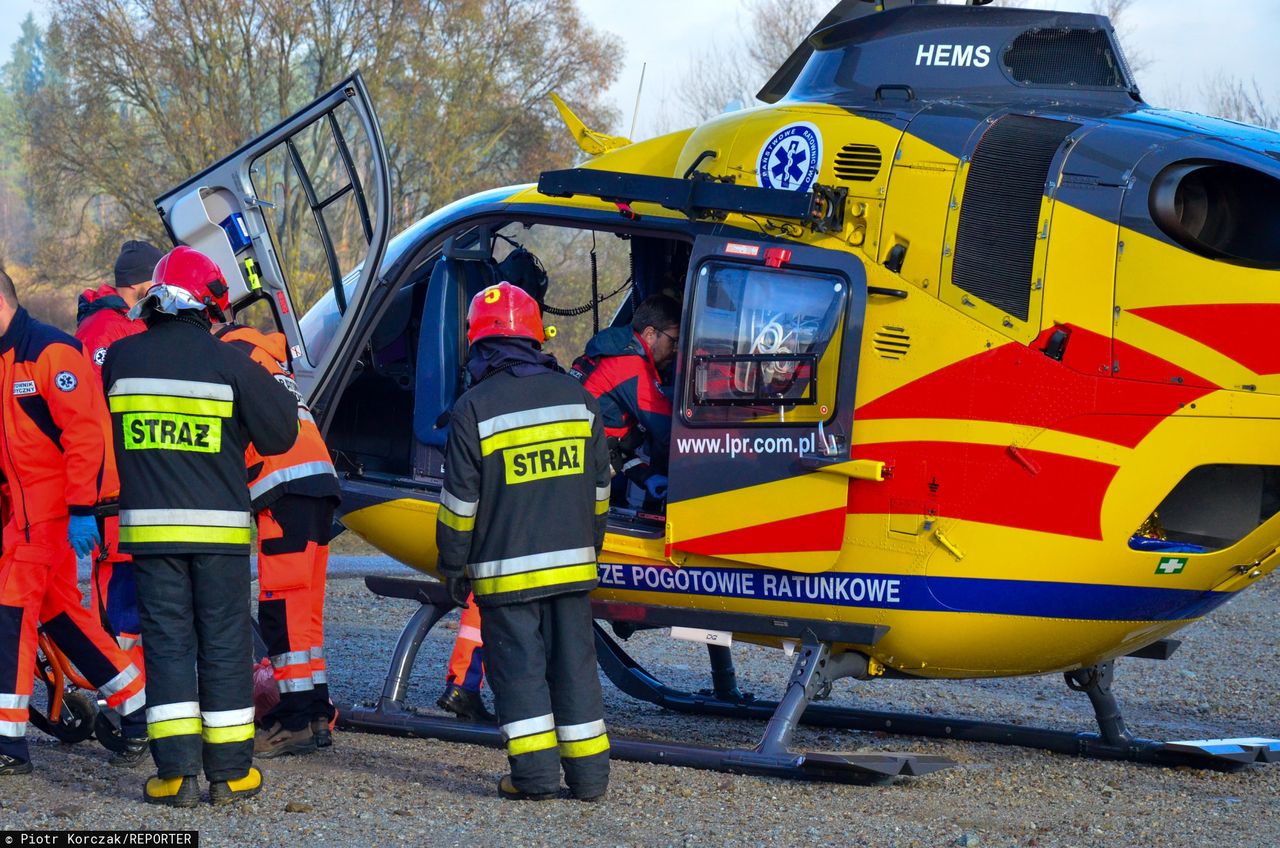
[330,4,1280,683]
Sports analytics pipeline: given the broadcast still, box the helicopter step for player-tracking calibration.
[336,575,955,784]
[591,617,1280,772]
[343,575,1279,775]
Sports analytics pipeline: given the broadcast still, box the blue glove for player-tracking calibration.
[645,474,669,500]
[68,514,101,559]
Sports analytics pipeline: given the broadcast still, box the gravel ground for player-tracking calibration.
[3,558,1279,848]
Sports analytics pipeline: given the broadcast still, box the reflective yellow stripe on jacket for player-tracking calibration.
[119,508,252,547]
[470,547,598,598]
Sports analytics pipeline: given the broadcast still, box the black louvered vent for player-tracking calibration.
[1003,28,1132,89]
[872,327,910,360]
[834,144,882,182]
[951,115,1079,322]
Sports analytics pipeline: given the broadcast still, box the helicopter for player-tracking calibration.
[153,0,1280,783]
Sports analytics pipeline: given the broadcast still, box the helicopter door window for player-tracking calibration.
[686,261,846,425]
[249,99,380,366]
[231,292,284,337]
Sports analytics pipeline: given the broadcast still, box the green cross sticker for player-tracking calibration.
[1155,556,1188,575]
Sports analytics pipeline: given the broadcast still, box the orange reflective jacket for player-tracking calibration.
[0,307,109,530]
[213,324,339,510]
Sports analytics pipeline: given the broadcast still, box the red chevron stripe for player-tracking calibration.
[676,507,847,557]
[855,326,1213,448]
[1128,304,1280,375]
[847,440,1118,540]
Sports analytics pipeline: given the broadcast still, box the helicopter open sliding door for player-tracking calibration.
[154,71,391,423]
[665,236,867,573]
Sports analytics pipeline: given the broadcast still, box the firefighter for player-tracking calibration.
[435,246,552,726]
[0,266,148,776]
[437,281,612,801]
[437,594,496,723]
[75,240,164,707]
[570,294,681,509]
[212,322,341,756]
[102,247,297,806]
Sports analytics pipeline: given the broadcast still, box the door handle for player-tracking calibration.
[868,286,908,299]
[797,457,886,481]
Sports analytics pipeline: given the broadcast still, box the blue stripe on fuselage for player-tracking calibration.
[596,562,1233,623]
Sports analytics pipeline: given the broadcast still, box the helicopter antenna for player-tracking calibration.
[629,62,647,140]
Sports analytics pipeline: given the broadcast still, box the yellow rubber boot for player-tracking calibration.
[144,775,199,807]
[209,766,263,806]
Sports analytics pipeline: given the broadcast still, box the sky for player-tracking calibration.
[3,1,1279,139]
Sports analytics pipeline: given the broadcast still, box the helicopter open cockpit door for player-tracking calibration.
[154,72,391,424]
[665,236,867,573]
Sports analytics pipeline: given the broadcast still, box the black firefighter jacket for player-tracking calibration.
[101,316,299,556]
[436,368,611,607]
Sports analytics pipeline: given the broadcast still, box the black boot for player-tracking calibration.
[310,717,333,749]
[437,684,496,723]
[109,736,150,768]
[0,753,32,776]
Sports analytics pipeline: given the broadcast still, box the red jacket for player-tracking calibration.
[0,307,108,531]
[75,284,144,385]
[214,324,340,510]
[571,326,672,486]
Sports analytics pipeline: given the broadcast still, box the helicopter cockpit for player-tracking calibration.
[318,218,690,522]
[315,210,858,530]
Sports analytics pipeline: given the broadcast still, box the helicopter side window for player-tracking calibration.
[685,261,846,425]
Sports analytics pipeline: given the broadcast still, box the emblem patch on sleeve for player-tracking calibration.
[93,347,108,365]
[55,370,78,392]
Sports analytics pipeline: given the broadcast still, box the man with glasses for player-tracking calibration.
[570,294,681,510]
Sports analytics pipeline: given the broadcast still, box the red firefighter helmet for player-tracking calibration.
[466,280,545,344]
[131,246,231,322]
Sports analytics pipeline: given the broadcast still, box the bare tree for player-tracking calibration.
[1203,75,1280,129]
[675,0,823,126]
[1090,0,1148,75]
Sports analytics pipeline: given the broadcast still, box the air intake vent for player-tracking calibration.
[873,326,910,360]
[834,144,882,182]
[1268,151,1280,164]
[952,115,1079,322]
[1003,28,1132,90]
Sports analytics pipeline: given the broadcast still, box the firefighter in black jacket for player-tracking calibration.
[437,281,612,802]
[102,247,298,807]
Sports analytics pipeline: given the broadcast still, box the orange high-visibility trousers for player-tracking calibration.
[256,495,333,731]
[0,517,146,760]
[446,596,485,692]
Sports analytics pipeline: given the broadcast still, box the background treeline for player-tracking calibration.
[0,0,621,328]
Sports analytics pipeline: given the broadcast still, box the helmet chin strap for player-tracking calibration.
[205,298,227,324]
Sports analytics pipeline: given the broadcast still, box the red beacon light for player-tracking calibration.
[764,247,792,268]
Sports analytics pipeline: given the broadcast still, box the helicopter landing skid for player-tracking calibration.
[337,575,954,784]
[593,624,1280,772]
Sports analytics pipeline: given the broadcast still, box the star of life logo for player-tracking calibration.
[93,346,108,365]
[55,370,78,392]
[758,122,822,192]
[1155,556,1188,575]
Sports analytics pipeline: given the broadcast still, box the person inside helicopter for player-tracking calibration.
[570,294,681,513]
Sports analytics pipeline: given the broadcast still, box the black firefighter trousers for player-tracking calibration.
[481,590,609,797]
[134,553,255,781]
